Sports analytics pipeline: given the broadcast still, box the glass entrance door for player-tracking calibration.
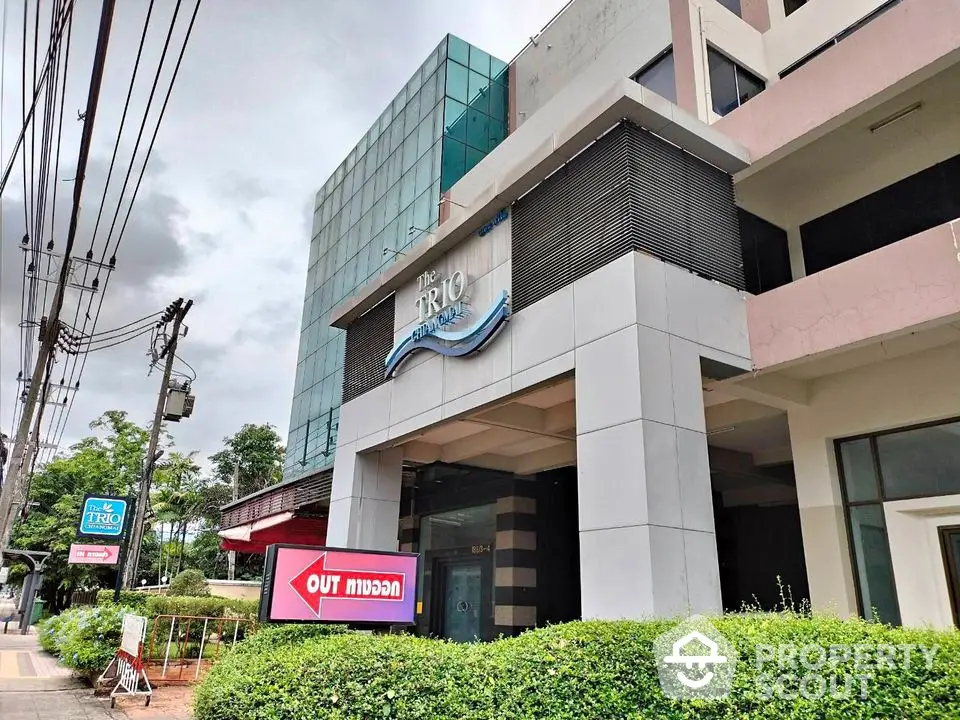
[441,561,482,642]
[430,554,492,642]
[940,526,960,628]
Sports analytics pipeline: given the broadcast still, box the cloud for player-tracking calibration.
[1,0,569,476]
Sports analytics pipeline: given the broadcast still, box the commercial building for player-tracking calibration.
[222,0,960,641]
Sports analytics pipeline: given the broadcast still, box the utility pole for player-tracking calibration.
[227,460,239,581]
[0,0,118,554]
[122,299,192,588]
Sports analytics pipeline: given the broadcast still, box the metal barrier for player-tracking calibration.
[143,615,255,684]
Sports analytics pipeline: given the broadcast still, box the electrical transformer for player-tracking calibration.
[163,384,196,422]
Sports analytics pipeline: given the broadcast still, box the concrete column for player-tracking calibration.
[787,226,807,280]
[574,323,722,620]
[494,489,538,636]
[788,409,859,617]
[326,446,404,551]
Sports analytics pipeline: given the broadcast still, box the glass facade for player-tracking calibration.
[285,35,509,478]
[836,418,960,625]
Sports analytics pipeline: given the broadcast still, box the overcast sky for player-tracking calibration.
[0,0,567,470]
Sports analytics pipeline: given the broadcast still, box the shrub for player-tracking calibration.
[229,622,351,654]
[194,632,481,720]
[145,595,259,620]
[169,569,209,597]
[194,614,960,720]
[39,604,133,675]
[38,612,68,654]
[96,589,150,612]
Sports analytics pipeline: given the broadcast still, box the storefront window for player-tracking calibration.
[420,505,495,552]
[837,417,960,624]
[839,437,880,503]
[847,505,900,624]
[417,505,495,606]
[875,421,960,499]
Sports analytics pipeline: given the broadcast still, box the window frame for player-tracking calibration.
[938,526,960,628]
[706,46,765,117]
[631,48,678,105]
[835,415,960,624]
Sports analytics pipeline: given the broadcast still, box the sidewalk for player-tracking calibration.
[0,688,127,719]
[0,628,78,692]
[0,627,193,719]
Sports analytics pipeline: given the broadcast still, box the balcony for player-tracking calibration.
[716,0,960,169]
[746,217,960,373]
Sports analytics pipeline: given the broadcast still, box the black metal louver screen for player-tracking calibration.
[512,122,744,312]
[342,295,395,403]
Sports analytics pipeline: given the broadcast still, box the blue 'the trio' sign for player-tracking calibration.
[79,495,129,537]
[478,208,508,236]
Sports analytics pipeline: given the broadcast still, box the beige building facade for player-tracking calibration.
[224,0,960,639]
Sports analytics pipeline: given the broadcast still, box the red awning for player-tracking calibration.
[219,515,327,554]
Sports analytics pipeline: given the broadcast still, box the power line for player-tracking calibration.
[8,1,74,440]
[0,0,74,197]
[174,354,197,382]
[39,1,202,469]
[87,0,157,255]
[0,0,119,553]
[12,0,73,458]
[46,0,203,465]
[34,1,69,322]
[70,310,163,340]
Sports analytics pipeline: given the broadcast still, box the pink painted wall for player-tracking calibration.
[714,0,960,161]
[669,0,699,116]
[740,0,770,32]
[747,220,960,369]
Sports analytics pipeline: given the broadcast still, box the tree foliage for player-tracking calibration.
[209,423,285,498]
[10,411,150,610]
[9,413,285,610]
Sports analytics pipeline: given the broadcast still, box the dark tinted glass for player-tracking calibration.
[876,421,960,499]
[716,0,741,16]
[839,438,880,503]
[848,504,901,624]
[634,51,677,104]
[735,65,765,107]
[708,49,738,116]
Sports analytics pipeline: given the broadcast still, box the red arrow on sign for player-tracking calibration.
[289,553,406,617]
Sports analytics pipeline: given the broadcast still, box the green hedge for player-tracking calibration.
[38,604,134,675]
[194,614,960,720]
[144,595,259,620]
[96,590,258,620]
[96,589,150,612]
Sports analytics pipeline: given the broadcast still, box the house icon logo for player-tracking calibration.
[654,616,738,700]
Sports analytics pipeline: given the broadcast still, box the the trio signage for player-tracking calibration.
[385,268,511,378]
[78,494,128,538]
[259,544,418,626]
[71,494,129,566]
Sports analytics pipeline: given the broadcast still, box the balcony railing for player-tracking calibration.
[746,218,960,371]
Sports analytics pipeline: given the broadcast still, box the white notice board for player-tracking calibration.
[120,614,147,657]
